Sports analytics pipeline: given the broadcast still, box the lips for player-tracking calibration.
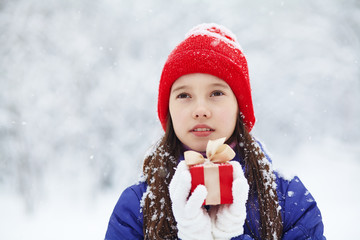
[190,124,214,137]
[192,128,213,132]
[190,124,214,132]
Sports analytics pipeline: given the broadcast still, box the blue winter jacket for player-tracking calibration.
[105,147,325,239]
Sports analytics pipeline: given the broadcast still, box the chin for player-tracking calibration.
[190,143,207,152]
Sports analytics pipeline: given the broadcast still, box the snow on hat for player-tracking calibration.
[157,23,255,132]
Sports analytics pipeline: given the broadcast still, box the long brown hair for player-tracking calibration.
[229,116,283,239]
[142,119,180,239]
[142,116,283,239]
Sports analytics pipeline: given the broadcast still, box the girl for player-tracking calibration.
[105,23,325,240]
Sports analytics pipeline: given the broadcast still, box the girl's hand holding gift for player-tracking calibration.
[210,161,249,240]
[169,158,249,240]
[169,161,213,240]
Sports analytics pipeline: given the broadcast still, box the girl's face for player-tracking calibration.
[169,73,238,152]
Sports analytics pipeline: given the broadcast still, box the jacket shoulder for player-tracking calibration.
[255,139,325,239]
[105,182,148,240]
[276,175,325,239]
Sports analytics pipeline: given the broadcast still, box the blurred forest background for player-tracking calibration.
[1,0,359,239]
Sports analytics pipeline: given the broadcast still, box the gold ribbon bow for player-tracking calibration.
[184,137,236,166]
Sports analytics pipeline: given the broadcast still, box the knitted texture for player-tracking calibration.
[157,23,255,132]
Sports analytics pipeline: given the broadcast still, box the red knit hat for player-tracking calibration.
[157,23,255,132]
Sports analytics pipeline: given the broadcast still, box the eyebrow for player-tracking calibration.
[210,83,231,89]
[171,82,230,93]
[171,85,188,94]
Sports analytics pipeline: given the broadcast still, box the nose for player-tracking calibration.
[192,102,211,119]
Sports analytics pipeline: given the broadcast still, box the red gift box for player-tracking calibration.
[184,137,235,205]
[190,163,233,205]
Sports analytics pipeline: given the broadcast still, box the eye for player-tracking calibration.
[176,92,191,99]
[210,90,224,97]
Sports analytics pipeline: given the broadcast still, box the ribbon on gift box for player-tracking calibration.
[184,137,235,166]
[184,137,236,205]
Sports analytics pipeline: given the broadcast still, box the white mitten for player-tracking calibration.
[210,161,249,240]
[169,161,213,240]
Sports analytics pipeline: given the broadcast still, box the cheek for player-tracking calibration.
[219,106,237,121]
[218,106,238,131]
[169,104,187,127]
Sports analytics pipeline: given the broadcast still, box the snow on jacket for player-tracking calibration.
[105,146,326,240]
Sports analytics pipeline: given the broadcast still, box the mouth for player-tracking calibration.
[190,125,215,137]
[191,128,214,132]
